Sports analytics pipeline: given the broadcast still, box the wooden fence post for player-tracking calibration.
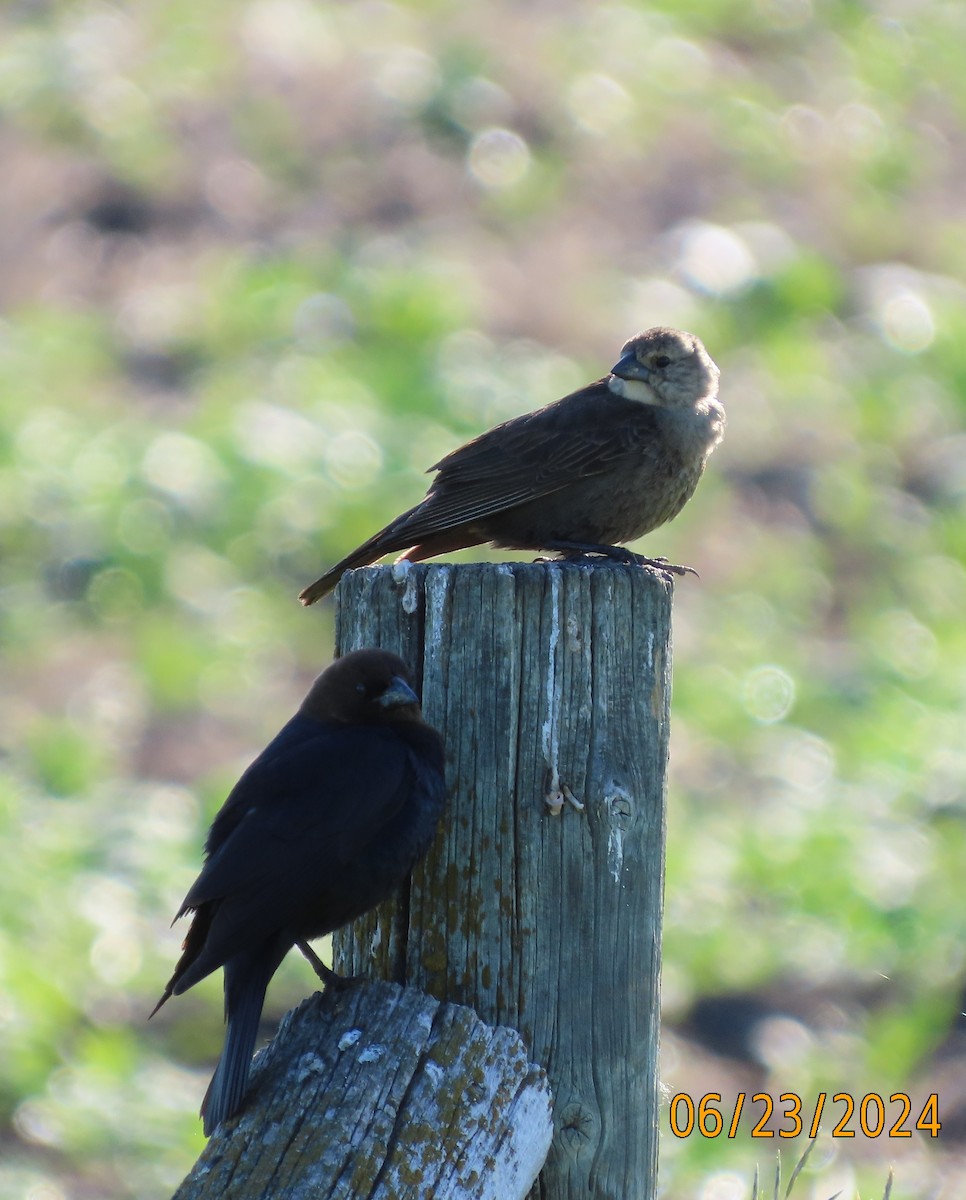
[335,561,672,1200]
[172,982,552,1200]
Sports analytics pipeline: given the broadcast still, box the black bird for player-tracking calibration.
[299,326,724,604]
[151,650,446,1135]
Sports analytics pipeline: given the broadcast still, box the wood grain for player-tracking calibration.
[173,981,551,1199]
[335,561,672,1200]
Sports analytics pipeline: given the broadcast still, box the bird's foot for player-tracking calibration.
[624,553,698,578]
[534,540,698,578]
[296,940,364,991]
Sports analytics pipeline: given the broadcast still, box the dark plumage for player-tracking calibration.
[300,326,724,604]
[151,650,446,1136]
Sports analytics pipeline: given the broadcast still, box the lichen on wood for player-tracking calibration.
[336,562,671,1200]
[172,981,552,1200]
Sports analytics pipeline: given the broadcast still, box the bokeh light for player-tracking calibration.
[2,1,966,1197]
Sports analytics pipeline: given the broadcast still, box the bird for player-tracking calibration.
[150,649,446,1136]
[299,326,724,605]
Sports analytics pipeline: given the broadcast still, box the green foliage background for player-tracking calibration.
[2,1,966,1196]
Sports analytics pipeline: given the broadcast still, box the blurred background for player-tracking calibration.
[1,1,966,1197]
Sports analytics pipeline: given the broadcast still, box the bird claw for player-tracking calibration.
[532,546,698,579]
[625,553,699,578]
[296,940,363,991]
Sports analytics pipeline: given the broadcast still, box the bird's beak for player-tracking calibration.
[611,349,651,382]
[377,676,420,710]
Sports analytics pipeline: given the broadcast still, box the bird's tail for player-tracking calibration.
[298,511,426,605]
[200,955,275,1137]
[299,541,395,606]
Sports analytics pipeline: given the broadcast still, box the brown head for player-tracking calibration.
[300,649,423,725]
[608,326,720,412]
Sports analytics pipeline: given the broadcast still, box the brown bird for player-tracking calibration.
[151,649,446,1135]
[299,326,724,604]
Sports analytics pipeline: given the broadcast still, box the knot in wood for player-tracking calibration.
[558,1099,598,1149]
[604,788,634,830]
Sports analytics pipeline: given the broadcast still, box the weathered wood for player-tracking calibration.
[173,981,552,1200]
[335,562,672,1200]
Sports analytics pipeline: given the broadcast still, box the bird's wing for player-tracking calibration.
[159,722,442,998]
[198,714,330,860]
[178,724,417,927]
[185,726,414,900]
[388,383,660,538]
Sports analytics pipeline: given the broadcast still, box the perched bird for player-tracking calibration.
[300,326,724,605]
[151,650,446,1136]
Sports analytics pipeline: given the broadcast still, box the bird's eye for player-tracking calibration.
[653,354,671,368]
